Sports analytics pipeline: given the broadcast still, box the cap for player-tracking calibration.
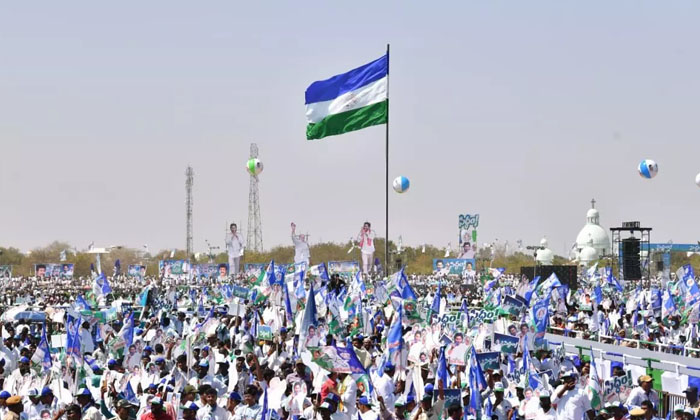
[143,346,153,352]
[493,382,505,392]
[675,404,686,413]
[27,389,39,397]
[198,360,210,368]
[424,384,434,395]
[358,396,371,406]
[406,395,415,404]
[325,394,340,403]
[0,391,10,399]
[147,383,158,390]
[685,386,698,394]
[150,397,163,406]
[155,357,165,364]
[107,359,118,367]
[117,400,137,409]
[19,356,30,363]
[5,396,21,406]
[630,408,646,416]
[384,362,395,371]
[638,375,653,383]
[539,391,550,398]
[560,369,577,378]
[685,407,695,415]
[229,392,242,401]
[319,402,332,411]
[280,327,287,333]
[183,385,197,395]
[75,388,92,397]
[41,387,53,396]
[181,402,199,411]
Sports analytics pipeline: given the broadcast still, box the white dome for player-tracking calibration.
[579,245,599,264]
[540,238,549,247]
[575,203,610,258]
[536,248,554,265]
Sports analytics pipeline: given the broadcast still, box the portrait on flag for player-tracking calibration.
[433,258,476,277]
[127,265,147,278]
[0,265,12,278]
[447,332,468,365]
[244,263,266,277]
[328,260,360,275]
[159,260,189,277]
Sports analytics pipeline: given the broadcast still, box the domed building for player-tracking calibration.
[536,238,554,265]
[574,200,610,264]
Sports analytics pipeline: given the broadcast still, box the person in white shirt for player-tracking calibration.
[357,222,376,276]
[357,396,379,420]
[225,224,244,275]
[291,223,310,268]
[536,391,556,420]
[80,322,95,355]
[626,375,659,409]
[373,363,396,411]
[551,370,594,420]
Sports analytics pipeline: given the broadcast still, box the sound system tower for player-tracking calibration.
[621,238,642,280]
[520,265,578,290]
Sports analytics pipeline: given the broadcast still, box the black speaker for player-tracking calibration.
[656,261,664,272]
[520,265,578,290]
[621,238,641,280]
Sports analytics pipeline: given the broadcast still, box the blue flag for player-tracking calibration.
[605,267,623,292]
[387,302,403,358]
[93,272,112,297]
[120,311,135,347]
[298,280,318,353]
[593,285,603,305]
[260,388,269,420]
[436,346,449,388]
[114,259,121,276]
[523,276,541,305]
[123,381,138,404]
[392,267,417,300]
[430,281,441,319]
[75,295,92,311]
[66,315,82,359]
[283,278,294,324]
[31,323,52,372]
[531,297,550,342]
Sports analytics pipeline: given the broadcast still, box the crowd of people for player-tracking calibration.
[0,258,697,420]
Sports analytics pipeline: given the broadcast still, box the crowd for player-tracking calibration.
[0,259,697,420]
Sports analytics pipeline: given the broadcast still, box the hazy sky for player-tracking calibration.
[2,2,700,257]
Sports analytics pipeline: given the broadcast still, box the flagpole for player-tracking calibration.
[385,43,390,276]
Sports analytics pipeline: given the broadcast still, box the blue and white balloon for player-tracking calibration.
[392,176,410,193]
[638,159,658,179]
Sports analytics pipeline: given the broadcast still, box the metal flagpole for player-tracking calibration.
[385,43,390,275]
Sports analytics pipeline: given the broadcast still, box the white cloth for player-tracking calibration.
[551,385,592,420]
[292,236,310,266]
[625,386,659,408]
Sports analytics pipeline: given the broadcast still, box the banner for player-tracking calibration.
[603,370,633,404]
[500,296,525,316]
[194,263,230,279]
[433,258,476,276]
[159,260,189,277]
[232,286,251,300]
[467,308,499,326]
[256,325,274,341]
[35,263,74,279]
[308,346,366,374]
[458,213,479,249]
[328,261,360,275]
[0,265,11,278]
[493,333,519,354]
[475,351,500,371]
[244,263,267,277]
[435,312,466,330]
[127,265,147,278]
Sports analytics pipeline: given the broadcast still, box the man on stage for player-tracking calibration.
[225,223,244,275]
[291,223,310,268]
[357,222,376,276]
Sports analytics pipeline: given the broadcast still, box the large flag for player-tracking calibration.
[305,53,388,140]
[605,267,623,292]
[66,315,82,359]
[436,346,449,388]
[31,323,52,372]
[386,301,403,366]
[587,347,603,410]
[93,272,112,297]
[390,267,417,300]
[427,281,441,321]
[662,289,677,318]
[537,273,562,297]
[298,281,318,353]
[523,276,540,305]
[531,297,550,343]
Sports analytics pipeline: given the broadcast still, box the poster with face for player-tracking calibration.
[288,381,307,416]
[447,332,468,365]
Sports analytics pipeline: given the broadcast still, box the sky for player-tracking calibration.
[1,2,700,257]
